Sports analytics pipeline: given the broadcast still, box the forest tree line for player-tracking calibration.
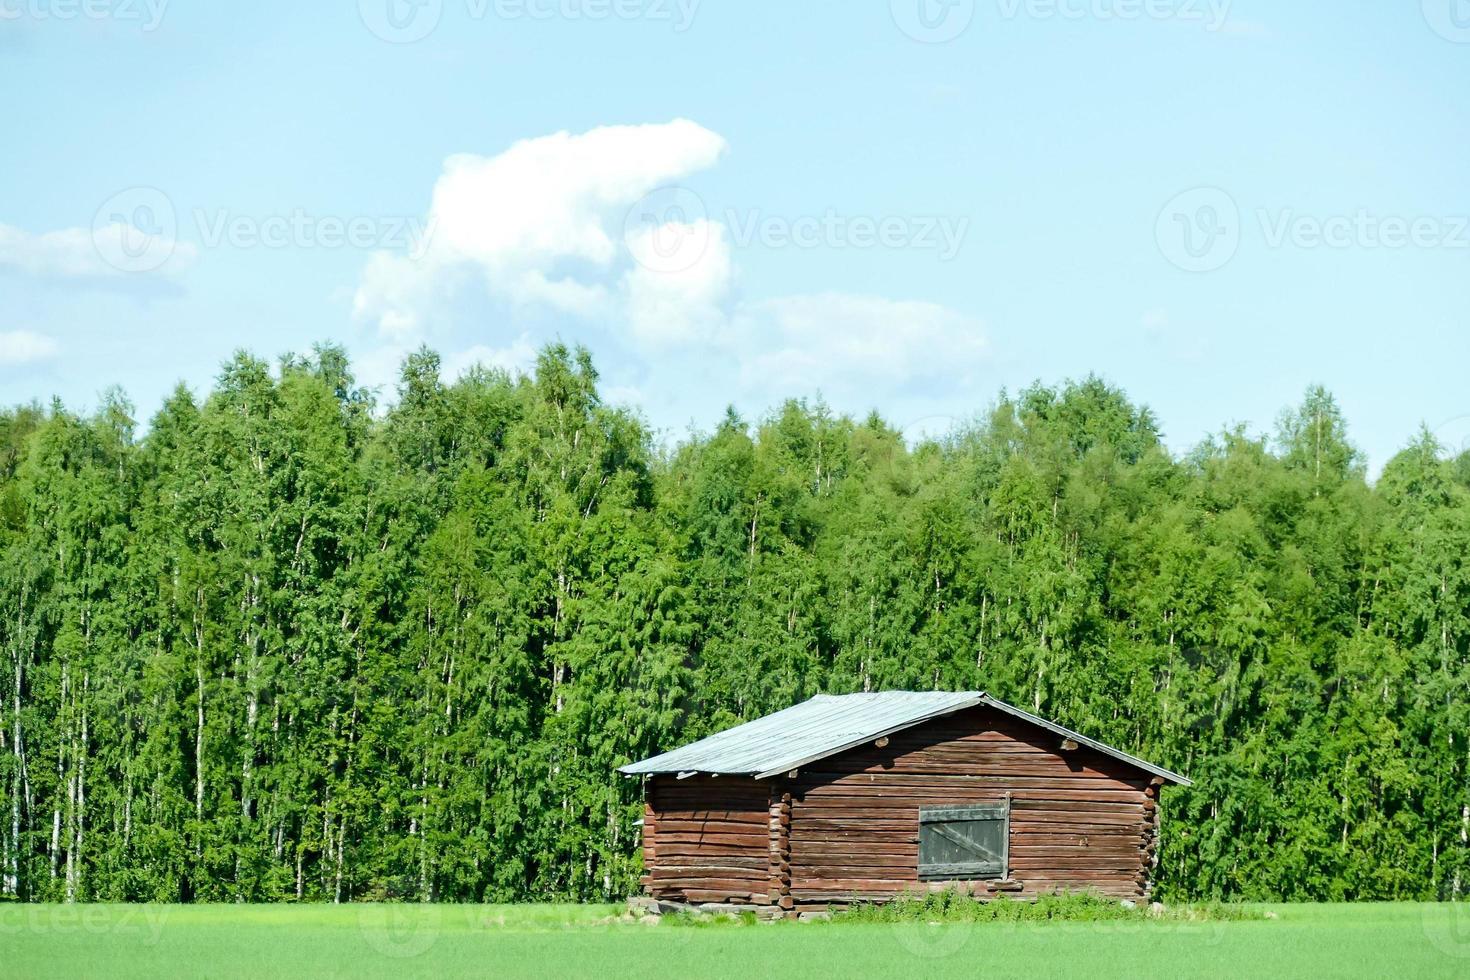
[2,343,1468,904]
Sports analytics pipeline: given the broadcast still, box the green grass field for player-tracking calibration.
[3,902,1469,979]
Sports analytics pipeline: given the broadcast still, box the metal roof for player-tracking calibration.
[618,691,1191,786]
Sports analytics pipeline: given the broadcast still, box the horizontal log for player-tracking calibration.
[652,798,768,812]
[789,840,1147,862]
[790,877,909,891]
[794,842,917,857]
[789,836,1145,854]
[1010,858,1144,872]
[679,889,768,903]
[792,817,918,829]
[801,773,1144,792]
[653,809,769,824]
[654,862,770,876]
[654,833,768,848]
[818,745,1138,764]
[798,785,1145,802]
[653,791,768,806]
[650,873,769,887]
[800,786,1146,801]
[796,867,923,879]
[1009,843,1146,857]
[655,845,766,860]
[792,855,1143,875]
[653,782,768,796]
[787,821,1143,841]
[1011,799,1147,814]
[650,860,771,874]
[656,819,770,833]
[795,856,917,871]
[1011,818,1148,833]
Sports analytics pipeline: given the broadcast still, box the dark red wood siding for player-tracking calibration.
[638,705,1162,906]
[641,776,775,905]
[786,705,1157,902]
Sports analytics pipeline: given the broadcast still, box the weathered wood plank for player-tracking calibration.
[800,773,1145,792]
[794,788,1146,805]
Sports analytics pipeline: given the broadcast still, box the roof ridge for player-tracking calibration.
[619,689,1189,786]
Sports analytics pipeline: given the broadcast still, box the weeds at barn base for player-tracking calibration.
[829,891,1265,924]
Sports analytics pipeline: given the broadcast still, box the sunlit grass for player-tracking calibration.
[1,901,1465,979]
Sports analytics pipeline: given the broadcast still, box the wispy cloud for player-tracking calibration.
[0,221,195,283]
[0,329,60,367]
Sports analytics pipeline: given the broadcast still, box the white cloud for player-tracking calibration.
[0,225,108,278]
[441,336,538,381]
[352,335,540,399]
[735,294,987,396]
[354,119,729,338]
[623,218,732,346]
[0,222,195,281]
[0,329,60,367]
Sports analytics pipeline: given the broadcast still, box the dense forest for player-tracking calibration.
[1,343,1467,905]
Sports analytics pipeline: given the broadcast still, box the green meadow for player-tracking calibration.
[2,903,1468,979]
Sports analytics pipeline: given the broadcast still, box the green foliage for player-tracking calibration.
[1,349,1467,904]
[661,907,761,927]
[833,891,1264,923]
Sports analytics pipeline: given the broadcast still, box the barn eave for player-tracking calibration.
[618,691,1191,787]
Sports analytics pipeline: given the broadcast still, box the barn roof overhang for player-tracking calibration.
[618,691,1191,787]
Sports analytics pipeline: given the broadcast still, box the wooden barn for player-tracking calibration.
[619,691,1189,912]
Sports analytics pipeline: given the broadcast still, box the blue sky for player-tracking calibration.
[2,1,1467,470]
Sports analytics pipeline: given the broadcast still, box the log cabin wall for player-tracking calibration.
[641,776,773,905]
[785,705,1156,904]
